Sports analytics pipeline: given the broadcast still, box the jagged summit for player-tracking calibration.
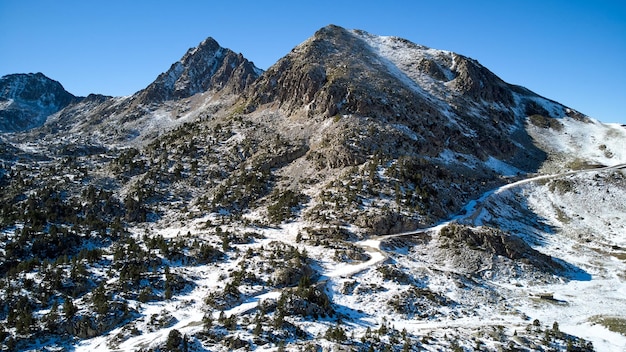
[28,37,264,142]
[135,36,262,104]
[0,72,77,132]
[245,24,424,117]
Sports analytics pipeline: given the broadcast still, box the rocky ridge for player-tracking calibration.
[136,37,261,105]
[0,73,78,132]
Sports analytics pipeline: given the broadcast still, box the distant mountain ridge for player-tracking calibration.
[0,25,586,143]
[1,36,263,141]
[0,72,77,132]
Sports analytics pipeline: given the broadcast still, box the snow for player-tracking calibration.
[0,98,12,109]
[324,239,386,279]
[438,149,522,177]
[474,166,626,351]
[485,156,522,176]
[352,30,457,116]
[528,112,626,168]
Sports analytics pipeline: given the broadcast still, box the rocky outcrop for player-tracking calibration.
[0,73,78,132]
[244,25,441,121]
[438,224,564,276]
[63,305,133,339]
[448,54,514,105]
[356,210,421,236]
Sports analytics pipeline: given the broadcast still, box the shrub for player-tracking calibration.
[529,114,563,131]
[267,189,307,223]
[165,329,184,352]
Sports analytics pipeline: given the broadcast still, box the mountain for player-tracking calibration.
[0,72,77,132]
[24,37,263,145]
[137,37,261,104]
[1,25,625,351]
[244,25,561,170]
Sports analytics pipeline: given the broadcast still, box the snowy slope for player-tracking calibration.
[353,30,457,101]
[465,166,626,351]
[529,114,626,171]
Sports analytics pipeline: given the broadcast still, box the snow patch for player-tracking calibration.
[484,156,522,176]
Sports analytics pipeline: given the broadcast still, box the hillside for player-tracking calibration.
[0,25,625,351]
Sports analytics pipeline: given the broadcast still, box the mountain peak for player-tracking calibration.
[313,24,350,37]
[180,37,221,64]
[135,37,262,104]
[1,73,73,101]
[0,72,77,132]
[242,25,574,174]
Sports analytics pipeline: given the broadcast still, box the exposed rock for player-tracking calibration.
[356,210,421,236]
[416,57,453,81]
[272,258,315,288]
[438,224,564,276]
[256,143,309,171]
[280,282,334,318]
[449,54,514,104]
[136,37,261,105]
[0,73,78,132]
[63,305,132,339]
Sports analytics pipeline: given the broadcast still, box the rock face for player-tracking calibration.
[245,25,440,120]
[437,224,564,277]
[0,73,77,132]
[244,25,550,172]
[135,37,261,105]
[448,54,515,105]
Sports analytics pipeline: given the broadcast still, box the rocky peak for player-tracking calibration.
[244,24,517,118]
[0,72,77,132]
[242,25,572,178]
[135,37,262,105]
[244,24,441,120]
[0,73,75,103]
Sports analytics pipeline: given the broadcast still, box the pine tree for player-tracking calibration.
[92,283,109,315]
[203,312,213,330]
[253,320,263,336]
[63,297,77,318]
[44,301,60,330]
[166,329,183,351]
[15,309,34,335]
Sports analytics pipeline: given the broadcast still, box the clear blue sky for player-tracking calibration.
[1,0,624,124]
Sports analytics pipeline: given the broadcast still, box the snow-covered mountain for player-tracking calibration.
[1,25,625,351]
[0,73,77,132]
